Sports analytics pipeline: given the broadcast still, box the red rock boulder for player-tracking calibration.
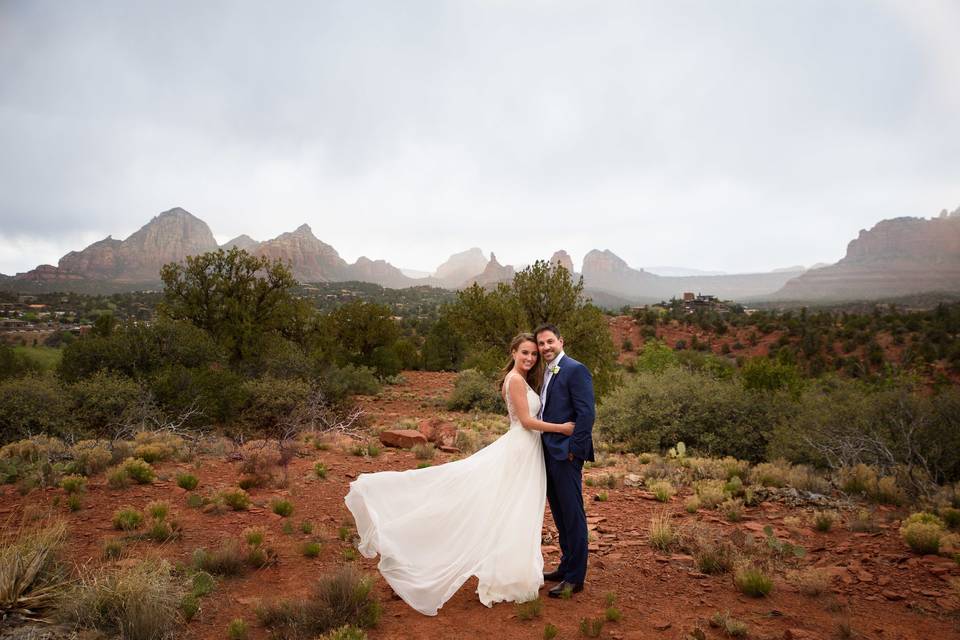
[379,429,428,449]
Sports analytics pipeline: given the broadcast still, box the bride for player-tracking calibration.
[344,333,575,616]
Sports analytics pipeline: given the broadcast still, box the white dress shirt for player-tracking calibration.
[538,351,565,419]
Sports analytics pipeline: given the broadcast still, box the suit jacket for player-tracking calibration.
[540,355,596,462]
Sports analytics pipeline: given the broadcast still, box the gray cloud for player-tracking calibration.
[1,0,958,277]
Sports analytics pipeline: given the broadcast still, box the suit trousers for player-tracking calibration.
[544,452,588,585]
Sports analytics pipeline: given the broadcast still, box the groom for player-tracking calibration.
[535,323,595,598]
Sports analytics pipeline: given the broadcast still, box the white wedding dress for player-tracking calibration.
[344,372,546,616]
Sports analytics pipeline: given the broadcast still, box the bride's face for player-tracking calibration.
[512,340,539,372]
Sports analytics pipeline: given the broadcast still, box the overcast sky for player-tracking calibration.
[2,1,958,277]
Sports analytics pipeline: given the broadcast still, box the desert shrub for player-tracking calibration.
[255,566,381,636]
[227,618,248,640]
[648,512,676,551]
[446,369,505,413]
[316,363,382,403]
[67,371,146,437]
[68,439,114,475]
[314,462,328,479]
[684,496,701,513]
[59,557,184,640]
[813,510,838,532]
[112,507,144,531]
[412,443,435,461]
[691,537,735,575]
[132,431,187,463]
[839,463,878,496]
[649,480,675,502]
[794,568,830,596]
[108,458,156,486]
[303,541,322,558]
[543,623,559,639]
[770,379,960,488]
[740,356,803,394]
[59,474,86,494]
[240,375,312,433]
[0,519,67,621]
[710,610,748,637]
[192,540,249,576]
[750,460,791,487]
[177,473,199,490]
[940,507,960,529]
[0,343,43,380]
[721,498,744,522]
[848,509,878,533]
[694,480,728,509]
[320,626,368,640]
[900,522,942,555]
[734,565,773,597]
[0,374,71,444]
[272,499,294,517]
[902,511,945,528]
[218,488,251,511]
[597,367,783,460]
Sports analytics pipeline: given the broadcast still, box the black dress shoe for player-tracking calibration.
[547,581,584,598]
[543,569,564,582]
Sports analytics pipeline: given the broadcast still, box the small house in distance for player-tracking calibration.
[681,292,728,314]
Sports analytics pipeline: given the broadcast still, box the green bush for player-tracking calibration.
[446,369,505,413]
[597,367,784,460]
[68,371,146,438]
[240,375,312,433]
[0,374,71,445]
[734,566,773,597]
[177,473,199,490]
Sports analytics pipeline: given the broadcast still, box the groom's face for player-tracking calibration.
[536,330,563,363]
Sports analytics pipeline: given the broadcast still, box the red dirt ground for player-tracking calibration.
[2,371,958,639]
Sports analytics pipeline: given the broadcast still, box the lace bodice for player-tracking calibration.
[503,372,541,429]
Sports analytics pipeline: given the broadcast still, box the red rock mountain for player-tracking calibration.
[549,250,576,274]
[251,224,350,282]
[14,207,218,284]
[432,248,489,288]
[464,252,514,288]
[774,209,960,300]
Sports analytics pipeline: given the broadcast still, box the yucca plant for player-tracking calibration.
[0,519,68,622]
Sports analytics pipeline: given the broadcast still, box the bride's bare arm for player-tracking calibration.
[507,375,575,435]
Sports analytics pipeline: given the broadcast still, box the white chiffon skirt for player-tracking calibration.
[344,425,546,616]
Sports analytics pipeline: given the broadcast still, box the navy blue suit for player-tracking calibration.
[540,354,595,585]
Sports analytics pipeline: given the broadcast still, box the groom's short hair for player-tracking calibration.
[534,323,562,340]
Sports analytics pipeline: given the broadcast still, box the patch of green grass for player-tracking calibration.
[219,488,250,511]
[338,526,351,542]
[342,548,358,562]
[596,491,608,502]
[301,520,314,534]
[543,623,559,640]
[314,462,328,479]
[303,542,322,558]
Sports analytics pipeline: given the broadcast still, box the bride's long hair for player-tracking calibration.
[498,332,543,397]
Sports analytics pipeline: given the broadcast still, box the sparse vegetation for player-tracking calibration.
[59,557,184,640]
[515,596,543,620]
[734,565,773,597]
[255,566,381,637]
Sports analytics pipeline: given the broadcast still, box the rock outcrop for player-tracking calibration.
[221,234,260,252]
[252,223,350,283]
[14,207,218,284]
[465,252,514,287]
[433,248,489,288]
[774,211,960,300]
[549,250,576,274]
[348,256,418,289]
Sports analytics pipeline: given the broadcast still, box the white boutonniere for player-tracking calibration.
[550,364,561,375]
